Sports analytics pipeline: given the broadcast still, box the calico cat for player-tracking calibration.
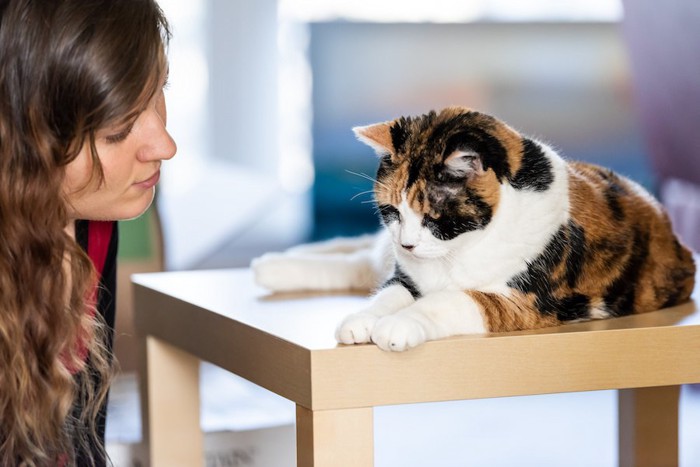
[252,107,696,351]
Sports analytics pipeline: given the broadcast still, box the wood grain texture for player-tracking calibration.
[142,337,203,467]
[309,315,700,409]
[296,405,374,467]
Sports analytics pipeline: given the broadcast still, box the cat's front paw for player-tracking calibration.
[371,314,427,352]
[336,311,379,345]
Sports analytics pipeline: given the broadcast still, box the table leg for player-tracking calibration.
[618,385,680,467]
[296,405,374,467]
[139,336,203,467]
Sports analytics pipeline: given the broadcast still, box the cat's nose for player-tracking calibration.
[401,244,415,251]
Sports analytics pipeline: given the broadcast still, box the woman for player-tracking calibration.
[0,0,176,464]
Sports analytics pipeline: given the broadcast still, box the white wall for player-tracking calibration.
[157,0,310,270]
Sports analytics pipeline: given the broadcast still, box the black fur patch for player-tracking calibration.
[510,139,554,192]
[603,226,649,316]
[422,188,492,240]
[426,112,510,182]
[406,158,423,188]
[660,261,694,308]
[378,204,400,225]
[507,220,592,321]
[604,180,626,221]
[507,223,568,306]
[595,168,627,221]
[390,119,410,153]
[555,294,591,321]
[376,155,393,180]
[565,222,586,288]
[384,264,421,299]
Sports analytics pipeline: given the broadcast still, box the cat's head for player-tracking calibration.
[354,107,549,259]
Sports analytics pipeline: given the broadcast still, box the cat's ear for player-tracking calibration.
[353,122,394,156]
[444,149,483,178]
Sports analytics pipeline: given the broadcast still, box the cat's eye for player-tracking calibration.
[378,204,401,224]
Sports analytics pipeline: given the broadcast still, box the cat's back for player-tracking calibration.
[565,161,695,314]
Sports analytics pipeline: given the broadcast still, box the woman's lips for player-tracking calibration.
[134,170,160,189]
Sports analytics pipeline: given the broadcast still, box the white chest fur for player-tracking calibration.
[397,146,570,295]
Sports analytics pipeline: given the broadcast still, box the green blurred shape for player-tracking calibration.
[117,207,155,259]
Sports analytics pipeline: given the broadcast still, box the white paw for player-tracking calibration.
[371,314,427,352]
[335,311,379,345]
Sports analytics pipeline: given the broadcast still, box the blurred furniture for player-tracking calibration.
[133,268,700,467]
[622,0,700,251]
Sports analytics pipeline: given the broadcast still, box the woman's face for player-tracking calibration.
[63,84,176,222]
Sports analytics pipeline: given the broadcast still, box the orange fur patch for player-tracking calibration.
[468,291,559,332]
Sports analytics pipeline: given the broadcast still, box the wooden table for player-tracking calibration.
[133,268,700,467]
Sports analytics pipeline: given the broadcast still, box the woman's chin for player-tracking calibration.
[116,188,156,220]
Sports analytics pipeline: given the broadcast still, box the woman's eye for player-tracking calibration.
[105,124,134,144]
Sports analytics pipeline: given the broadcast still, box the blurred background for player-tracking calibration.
[110,1,700,465]
[146,0,667,271]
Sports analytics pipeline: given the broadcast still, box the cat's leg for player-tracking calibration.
[369,290,559,351]
[335,284,415,345]
[286,233,379,255]
[252,231,393,292]
[370,290,487,351]
[252,250,380,292]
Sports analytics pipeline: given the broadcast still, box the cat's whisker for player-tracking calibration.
[345,170,390,190]
[350,190,375,201]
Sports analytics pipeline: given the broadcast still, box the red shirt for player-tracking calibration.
[61,221,118,374]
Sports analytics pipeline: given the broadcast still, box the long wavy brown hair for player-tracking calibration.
[0,0,170,464]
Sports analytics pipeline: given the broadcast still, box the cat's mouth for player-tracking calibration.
[396,245,418,259]
[397,245,444,261]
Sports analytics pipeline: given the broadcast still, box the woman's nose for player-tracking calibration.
[138,107,177,162]
[156,128,177,161]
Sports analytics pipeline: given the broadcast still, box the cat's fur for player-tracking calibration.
[253,107,696,351]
